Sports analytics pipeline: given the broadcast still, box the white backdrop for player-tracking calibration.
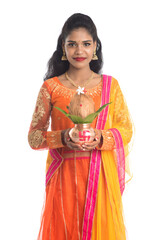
[0,0,160,239]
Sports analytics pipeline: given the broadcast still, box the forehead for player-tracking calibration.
[65,28,93,42]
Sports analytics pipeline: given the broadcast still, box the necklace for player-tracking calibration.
[65,71,94,89]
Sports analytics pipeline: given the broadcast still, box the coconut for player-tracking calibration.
[69,94,95,119]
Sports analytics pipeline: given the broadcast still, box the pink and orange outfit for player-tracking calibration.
[28,75,133,240]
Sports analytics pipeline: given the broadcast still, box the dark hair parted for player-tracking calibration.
[44,13,103,81]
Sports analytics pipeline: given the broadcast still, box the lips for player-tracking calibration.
[74,57,86,62]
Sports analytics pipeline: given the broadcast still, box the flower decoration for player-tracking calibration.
[76,86,86,95]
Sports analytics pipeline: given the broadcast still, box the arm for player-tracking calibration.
[111,80,133,146]
[28,82,64,150]
[96,79,133,150]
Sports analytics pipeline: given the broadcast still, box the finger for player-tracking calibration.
[67,142,83,151]
[81,144,97,151]
[94,133,101,141]
[82,144,97,149]
[63,129,71,144]
[82,140,100,148]
[82,146,96,151]
[94,129,101,141]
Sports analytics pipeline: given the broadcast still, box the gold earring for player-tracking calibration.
[61,48,67,61]
[92,50,98,60]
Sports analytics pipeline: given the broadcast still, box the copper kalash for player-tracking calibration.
[68,94,96,143]
[55,92,111,144]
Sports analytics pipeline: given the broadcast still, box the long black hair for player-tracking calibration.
[44,13,103,81]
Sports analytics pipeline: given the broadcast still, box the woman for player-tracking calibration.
[28,13,133,240]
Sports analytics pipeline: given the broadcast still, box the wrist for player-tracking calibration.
[97,130,115,150]
[99,134,103,148]
[61,130,67,146]
[61,129,71,146]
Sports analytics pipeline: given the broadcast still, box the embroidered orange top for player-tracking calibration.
[28,76,115,170]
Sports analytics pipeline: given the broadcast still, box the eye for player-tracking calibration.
[68,42,77,47]
[84,42,91,46]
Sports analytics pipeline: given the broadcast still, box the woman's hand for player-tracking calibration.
[62,129,84,151]
[62,129,102,151]
[81,129,102,151]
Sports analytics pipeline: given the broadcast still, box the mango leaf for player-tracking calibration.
[82,112,98,123]
[54,107,70,117]
[95,102,112,114]
[83,103,112,123]
[54,102,112,124]
[69,115,84,123]
[55,106,84,123]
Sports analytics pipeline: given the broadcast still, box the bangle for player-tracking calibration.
[98,135,103,148]
[61,130,67,146]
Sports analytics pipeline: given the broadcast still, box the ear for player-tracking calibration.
[61,40,65,52]
[93,41,97,51]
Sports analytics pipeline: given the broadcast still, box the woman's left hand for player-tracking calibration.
[81,129,102,151]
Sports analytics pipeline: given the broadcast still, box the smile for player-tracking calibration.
[74,58,86,62]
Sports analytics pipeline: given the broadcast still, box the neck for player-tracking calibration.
[67,66,93,83]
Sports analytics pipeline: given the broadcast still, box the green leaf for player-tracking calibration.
[54,102,112,124]
[95,103,112,114]
[54,106,70,117]
[83,103,112,123]
[69,115,84,123]
[54,106,84,123]
[83,112,98,123]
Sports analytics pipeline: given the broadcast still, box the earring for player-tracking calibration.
[61,48,67,61]
[92,50,98,60]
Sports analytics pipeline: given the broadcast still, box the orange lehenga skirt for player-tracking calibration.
[38,148,126,240]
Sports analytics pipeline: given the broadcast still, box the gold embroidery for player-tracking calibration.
[55,85,74,99]
[31,87,51,128]
[45,78,102,105]
[96,130,115,150]
[46,130,64,149]
[28,130,46,149]
[101,130,115,150]
[45,78,59,93]
[49,79,102,99]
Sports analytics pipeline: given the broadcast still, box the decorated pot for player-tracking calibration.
[69,123,95,143]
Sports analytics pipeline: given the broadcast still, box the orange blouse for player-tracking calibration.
[28,77,114,158]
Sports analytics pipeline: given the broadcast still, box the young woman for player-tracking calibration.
[28,13,133,240]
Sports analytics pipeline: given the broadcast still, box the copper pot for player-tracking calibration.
[69,124,95,144]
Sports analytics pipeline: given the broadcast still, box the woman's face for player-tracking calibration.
[63,28,96,70]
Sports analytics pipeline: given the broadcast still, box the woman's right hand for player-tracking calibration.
[61,129,84,151]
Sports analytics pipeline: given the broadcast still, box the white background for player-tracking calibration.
[0,0,160,239]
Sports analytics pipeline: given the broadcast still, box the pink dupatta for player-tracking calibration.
[82,75,126,240]
[82,75,112,240]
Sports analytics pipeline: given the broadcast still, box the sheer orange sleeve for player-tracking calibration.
[96,130,115,150]
[112,80,133,146]
[28,83,64,150]
[97,79,133,151]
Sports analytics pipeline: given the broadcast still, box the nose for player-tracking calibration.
[75,44,83,55]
